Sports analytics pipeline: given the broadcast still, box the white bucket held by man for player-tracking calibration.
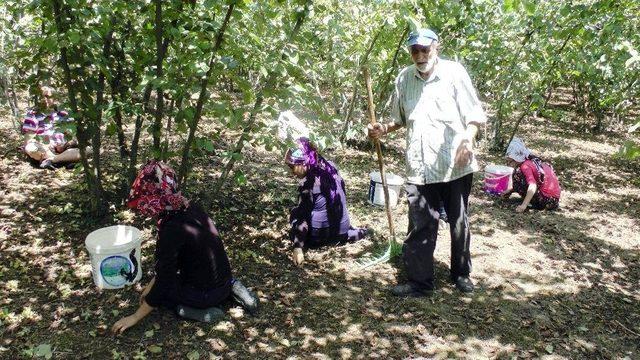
[368,171,404,208]
[85,225,142,289]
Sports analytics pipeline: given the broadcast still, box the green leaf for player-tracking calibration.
[234,171,247,185]
[187,350,200,360]
[618,141,640,160]
[290,52,299,64]
[502,0,514,12]
[43,37,57,51]
[291,84,306,93]
[145,329,154,338]
[404,14,422,31]
[148,345,162,353]
[523,0,536,15]
[106,122,117,136]
[68,31,81,44]
[199,138,214,152]
[545,344,554,354]
[33,344,53,359]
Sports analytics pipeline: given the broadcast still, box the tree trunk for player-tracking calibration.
[110,58,130,160]
[90,26,114,190]
[51,0,105,214]
[339,71,360,142]
[128,84,154,184]
[0,75,20,131]
[161,95,181,160]
[540,33,573,112]
[491,29,535,151]
[339,24,385,142]
[506,95,535,147]
[152,0,165,153]
[176,3,236,186]
[126,7,177,186]
[375,26,409,114]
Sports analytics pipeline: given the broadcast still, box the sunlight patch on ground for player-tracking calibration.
[383,323,519,358]
[473,229,587,296]
[606,186,640,197]
[590,216,639,251]
[560,190,639,250]
[555,138,618,158]
[415,335,518,359]
[4,279,19,292]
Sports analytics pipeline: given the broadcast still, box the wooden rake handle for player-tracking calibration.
[362,67,396,241]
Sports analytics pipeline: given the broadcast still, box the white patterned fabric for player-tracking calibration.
[277,110,309,142]
[505,137,531,163]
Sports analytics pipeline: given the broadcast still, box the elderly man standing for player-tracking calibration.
[368,28,487,296]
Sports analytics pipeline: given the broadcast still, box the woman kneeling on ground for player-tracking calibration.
[503,138,561,212]
[112,160,258,334]
[286,137,368,266]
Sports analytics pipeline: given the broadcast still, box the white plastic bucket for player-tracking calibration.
[483,164,513,195]
[85,225,142,289]
[368,171,404,208]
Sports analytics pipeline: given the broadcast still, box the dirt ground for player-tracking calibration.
[0,103,639,359]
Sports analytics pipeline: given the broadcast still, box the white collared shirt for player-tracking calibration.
[391,58,487,184]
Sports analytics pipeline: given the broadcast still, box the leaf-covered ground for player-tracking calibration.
[1,104,639,359]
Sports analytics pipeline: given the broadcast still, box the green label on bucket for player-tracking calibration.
[100,252,137,287]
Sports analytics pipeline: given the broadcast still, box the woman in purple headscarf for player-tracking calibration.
[285,138,367,265]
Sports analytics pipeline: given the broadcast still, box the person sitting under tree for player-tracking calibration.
[21,86,83,170]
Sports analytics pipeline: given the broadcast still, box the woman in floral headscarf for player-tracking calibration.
[503,138,561,212]
[285,138,367,265]
[112,160,258,334]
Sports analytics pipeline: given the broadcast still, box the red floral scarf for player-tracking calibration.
[127,160,189,218]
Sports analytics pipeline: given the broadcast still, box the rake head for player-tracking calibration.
[356,238,402,269]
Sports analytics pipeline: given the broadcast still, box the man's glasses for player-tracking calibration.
[410,45,433,56]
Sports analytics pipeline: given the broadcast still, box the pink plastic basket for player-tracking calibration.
[483,165,513,195]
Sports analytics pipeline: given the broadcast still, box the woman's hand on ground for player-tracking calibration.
[111,314,140,335]
[516,204,527,213]
[292,248,305,266]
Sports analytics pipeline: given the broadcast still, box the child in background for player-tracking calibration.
[285,137,367,266]
[503,138,561,212]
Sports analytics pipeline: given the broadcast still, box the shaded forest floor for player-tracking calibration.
[1,101,639,359]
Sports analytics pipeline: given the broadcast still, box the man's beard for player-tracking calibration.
[416,56,436,73]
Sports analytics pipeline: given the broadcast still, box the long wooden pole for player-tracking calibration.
[363,67,396,242]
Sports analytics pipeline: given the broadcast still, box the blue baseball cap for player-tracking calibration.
[406,28,439,47]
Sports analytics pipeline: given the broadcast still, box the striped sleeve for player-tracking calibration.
[390,73,406,126]
[454,63,487,126]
